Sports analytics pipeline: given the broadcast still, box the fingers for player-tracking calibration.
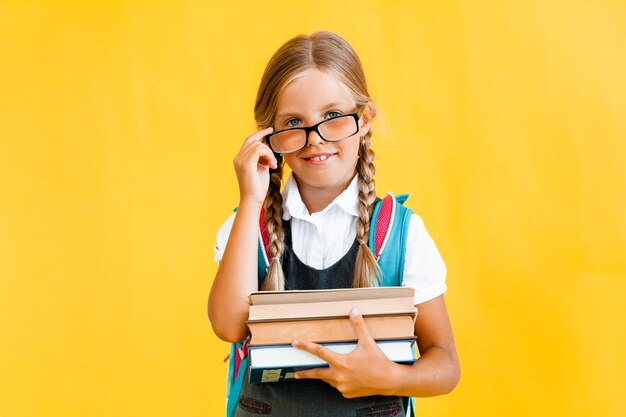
[293,366,333,381]
[291,340,337,383]
[348,308,374,346]
[291,339,341,364]
[235,127,277,170]
[254,141,278,170]
[240,127,274,150]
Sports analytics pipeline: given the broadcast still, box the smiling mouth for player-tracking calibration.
[310,155,329,161]
[304,153,336,162]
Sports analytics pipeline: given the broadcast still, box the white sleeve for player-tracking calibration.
[213,212,237,263]
[401,213,448,305]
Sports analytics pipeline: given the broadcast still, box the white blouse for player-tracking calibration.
[214,174,447,305]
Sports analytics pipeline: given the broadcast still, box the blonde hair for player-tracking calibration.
[254,31,381,291]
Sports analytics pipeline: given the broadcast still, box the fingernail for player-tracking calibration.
[293,372,300,379]
[291,340,299,347]
[350,308,360,317]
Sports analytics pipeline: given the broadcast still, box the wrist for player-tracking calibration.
[381,362,406,396]
[238,198,265,212]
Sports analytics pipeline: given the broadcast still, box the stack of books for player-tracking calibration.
[246,286,418,383]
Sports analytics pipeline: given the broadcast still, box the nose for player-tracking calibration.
[306,129,326,147]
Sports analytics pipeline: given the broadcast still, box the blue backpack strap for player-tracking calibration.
[369,193,413,287]
[369,193,415,417]
[226,340,250,417]
[403,396,415,417]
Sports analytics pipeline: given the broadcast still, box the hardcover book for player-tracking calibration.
[248,313,416,345]
[248,339,417,384]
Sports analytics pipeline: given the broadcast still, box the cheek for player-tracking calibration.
[343,138,361,161]
[283,154,297,168]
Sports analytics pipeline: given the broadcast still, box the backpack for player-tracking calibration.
[225,193,415,417]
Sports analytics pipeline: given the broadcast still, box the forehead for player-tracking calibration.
[276,69,355,113]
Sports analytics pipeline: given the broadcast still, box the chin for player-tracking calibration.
[298,173,353,191]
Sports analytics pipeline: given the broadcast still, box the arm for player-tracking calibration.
[208,127,275,343]
[390,214,459,395]
[292,295,460,398]
[389,295,460,396]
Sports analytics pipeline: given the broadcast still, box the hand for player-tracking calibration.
[233,127,276,207]
[292,308,399,398]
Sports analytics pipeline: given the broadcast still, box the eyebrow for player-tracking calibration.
[275,102,352,120]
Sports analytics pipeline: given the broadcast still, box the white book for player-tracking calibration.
[248,339,416,384]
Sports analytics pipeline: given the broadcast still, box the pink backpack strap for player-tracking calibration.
[233,339,249,381]
[373,193,397,261]
[258,205,271,267]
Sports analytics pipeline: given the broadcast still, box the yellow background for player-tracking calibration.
[1,1,625,416]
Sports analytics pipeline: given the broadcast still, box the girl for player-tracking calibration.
[209,31,460,416]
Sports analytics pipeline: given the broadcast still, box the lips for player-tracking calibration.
[302,152,336,162]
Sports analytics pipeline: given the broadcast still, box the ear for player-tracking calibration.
[359,101,375,135]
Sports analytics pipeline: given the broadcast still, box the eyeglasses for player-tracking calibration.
[265,109,362,154]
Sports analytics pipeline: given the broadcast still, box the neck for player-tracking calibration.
[296,176,354,214]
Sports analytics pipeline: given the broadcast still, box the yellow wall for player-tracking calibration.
[1,1,625,416]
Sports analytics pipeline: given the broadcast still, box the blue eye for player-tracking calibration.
[325,111,341,119]
[286,118,301,127]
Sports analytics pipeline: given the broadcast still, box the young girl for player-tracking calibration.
[209,31,460,416]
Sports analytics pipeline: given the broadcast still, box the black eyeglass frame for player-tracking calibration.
[265,108,363,154]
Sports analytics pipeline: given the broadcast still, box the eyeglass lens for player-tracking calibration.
[269,115,358,154]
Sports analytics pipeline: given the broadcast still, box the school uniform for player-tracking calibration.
[214,173,447,416]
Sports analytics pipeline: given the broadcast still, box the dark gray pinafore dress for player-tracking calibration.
[235,220,405,417]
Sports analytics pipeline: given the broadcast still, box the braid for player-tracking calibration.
[261,159,286,291]
[353,132,382,288]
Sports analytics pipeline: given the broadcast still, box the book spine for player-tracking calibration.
[249,299,416,321]
[248,310,417,323]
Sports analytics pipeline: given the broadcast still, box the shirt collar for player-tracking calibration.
[282,173,360,221]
